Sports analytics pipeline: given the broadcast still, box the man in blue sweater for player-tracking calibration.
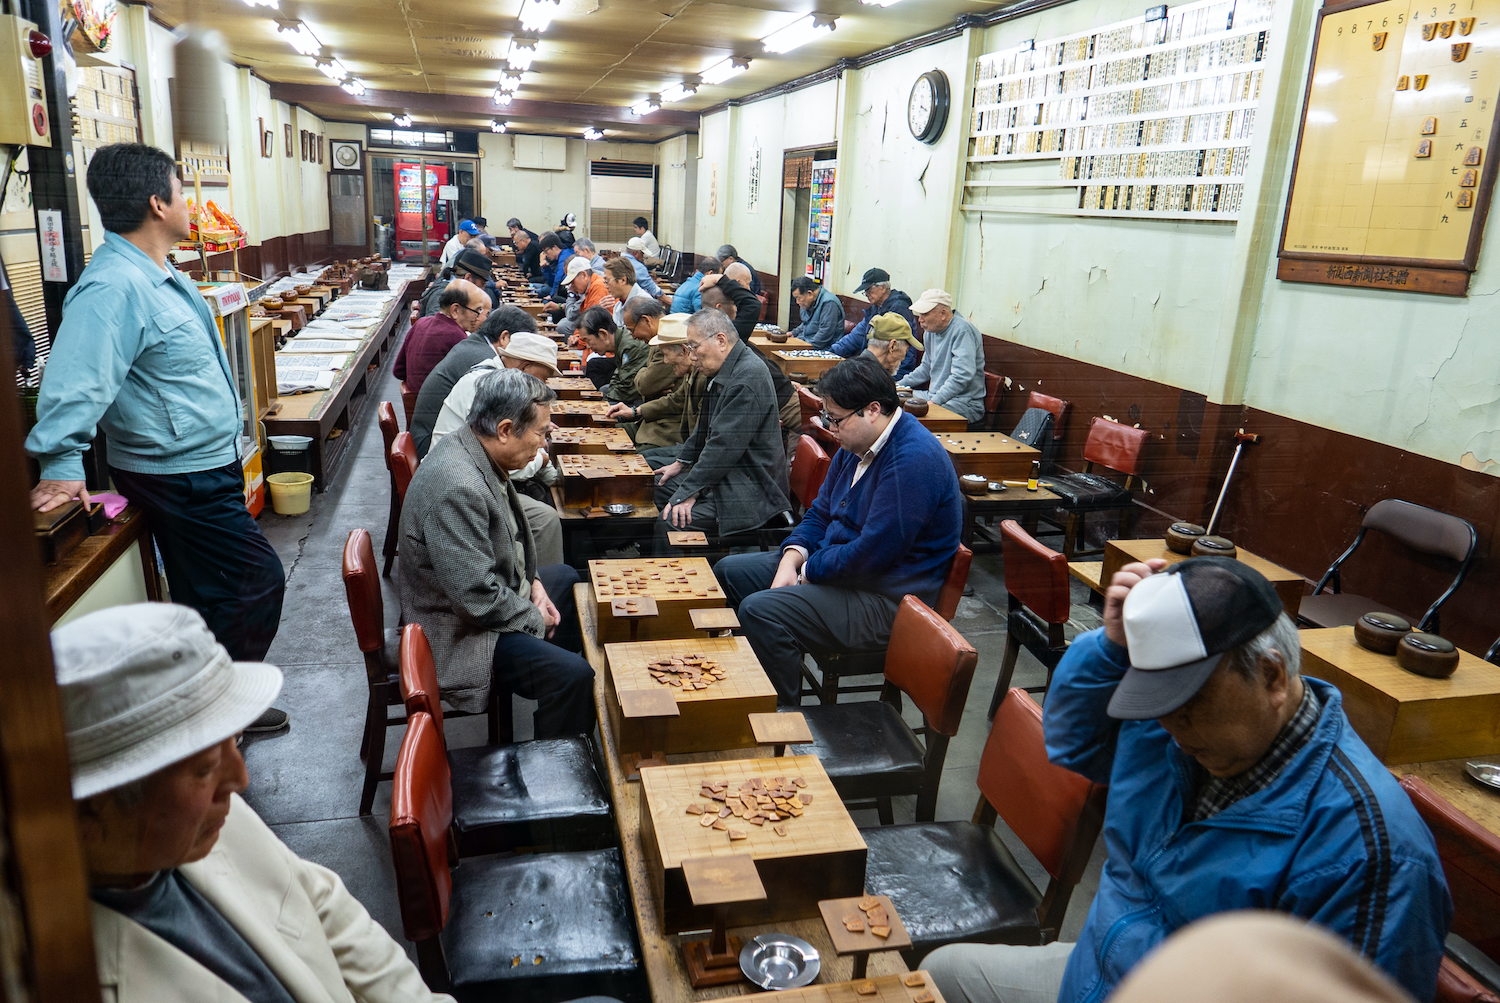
[716,356,962,704]
[925,557,1451,1003]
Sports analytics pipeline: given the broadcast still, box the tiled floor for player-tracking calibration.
[247,335,1111,967]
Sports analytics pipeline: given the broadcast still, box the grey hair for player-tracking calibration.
[575,237,596,254]
[466,367,557,438]
[1222,613,1301,683]
[715,244,738,261]
[687,308,738,343]
[476,305,536,344]
[623,297,665,326]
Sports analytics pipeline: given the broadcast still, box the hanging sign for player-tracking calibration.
[39,209,67,282]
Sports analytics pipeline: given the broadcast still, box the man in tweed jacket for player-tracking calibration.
[397,368,595,737]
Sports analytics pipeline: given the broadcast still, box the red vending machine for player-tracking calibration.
[394,163,450,260]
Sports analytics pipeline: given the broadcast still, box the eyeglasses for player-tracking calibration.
[685,336,712,356]
[456,302,485,316]
[821,404,871,430]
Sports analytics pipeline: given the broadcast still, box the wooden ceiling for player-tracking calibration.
[143,0,1001,141]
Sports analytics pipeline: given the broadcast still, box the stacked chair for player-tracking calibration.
[1040,416,1148,559]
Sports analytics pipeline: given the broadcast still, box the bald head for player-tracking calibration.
[725,262,752,285]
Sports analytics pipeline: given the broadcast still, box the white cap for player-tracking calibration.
[499,331,562,378]
[626,236,647,252]
[910,288,955,314]
[563,254,593,284]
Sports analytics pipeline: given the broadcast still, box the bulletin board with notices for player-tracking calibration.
[1277,0,1500,295]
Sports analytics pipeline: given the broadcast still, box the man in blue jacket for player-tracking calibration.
[716,356,962,703]
[788,276,845,350]
[26,143,288,730]
[671,256,720,314]
[830,267,917,364]
[925,557,1451,1003]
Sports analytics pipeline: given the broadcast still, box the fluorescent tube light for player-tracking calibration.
[762,15,835,54]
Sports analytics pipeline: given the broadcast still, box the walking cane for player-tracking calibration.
[1205,429,1260,537]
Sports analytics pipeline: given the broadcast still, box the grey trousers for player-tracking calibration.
[518,493,564,567]
[923,942,1075,1003]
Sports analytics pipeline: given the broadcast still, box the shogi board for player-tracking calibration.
[639,755,866,933]
[1300,627,1500,764]
[589,557,726,642]
[559,454,656,510]
[1101,538,1305,618]
[604,636,776,753]
[939,433,1040,481]
[550,427,636,455]
[547,377,600,400]
[551,401,617,427]
[719,973,944,1003]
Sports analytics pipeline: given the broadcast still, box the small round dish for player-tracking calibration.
[988,481,1006,492]
[739,934,820,991]
[1190,535,1237,559]
[1396,632,1460,679]
[1164,522,1206,555]
[604,503,636,516]
[1465,761,1500,791]
[1353,612,1412,655]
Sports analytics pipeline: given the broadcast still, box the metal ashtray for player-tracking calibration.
[1465,761,1500,791]
[988,481,1005,492]
[605,503,636,516]
[739,934,820,990]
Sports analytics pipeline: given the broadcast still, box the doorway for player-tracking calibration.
[776,146,835,329]
[367,153,479,264]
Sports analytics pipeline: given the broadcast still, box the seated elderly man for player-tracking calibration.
[603,257,649,329]
[701,268,802,452]
[555,252,616,340]
[578,304,648,405]
[400,368,594,737]
[53,602,455,1002]
[717,357,962,704]
[411,304,533,457]
[863,313,922,379]
[622,237,663,299]
[788,276,845,350]
[652,309,791,553]
[925,557,1451,1003]
[831,267,917,361]
[902,288,986,426]
[420,249,495,317]
[606,315,707,467]
[394,280,491,395]
[715,244,762,295]
[672,256,720,314]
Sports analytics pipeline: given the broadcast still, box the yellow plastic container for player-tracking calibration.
[266,472,314,515]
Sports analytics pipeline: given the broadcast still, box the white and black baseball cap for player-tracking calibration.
[1108,557,1284,721]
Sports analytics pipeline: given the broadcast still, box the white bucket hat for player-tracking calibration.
[500,331,562,378]
[52,603,283,799]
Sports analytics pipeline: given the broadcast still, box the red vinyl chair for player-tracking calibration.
[390,431,418,503]
[797,384,824,430]
[988,520,1071,718]
[378,401,401,577]
[790,596,978,823]
[397,623,612,855]
[399,381,418,429]
[1042,417,1149,560]
[1401,776,1500,969]
[862,687,1108,962]
[981,371,1005,429]
[388,713,640,999]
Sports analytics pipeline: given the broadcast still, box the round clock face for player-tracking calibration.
[334,144,359,167]
[908,70,950,145]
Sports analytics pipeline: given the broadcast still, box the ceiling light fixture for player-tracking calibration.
[630,96,660,117]
[394,114,412,127]
[761,14,836,54]
[700,57,749,85]
[583,127,603,140]
[492,120,507,132]
[518,0,560,33]
[505,37,538,70]
[340,76,366,95]
[277,20,322,56]
[493,91,513,105]
[860,0,906,5]
[498,72,523,92]
[659,81,698,103]
[242,0,279,9]
[315,57,346,79]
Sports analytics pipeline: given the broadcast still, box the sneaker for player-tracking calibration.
[245,708,290,733]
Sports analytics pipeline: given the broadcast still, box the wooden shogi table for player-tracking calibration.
[550,427,636,454]
[720,973,944,1003]
[557,454,656,510]
[576,588,910,1002]
[548,376,603,400]
[751,334,812,352]
[552,401,618,427]
[938,432,1040,482]
[913,404,967,433]
[604,636,777,753]
[1387,758,1500,839]
[1100,538,1305,617]
[1301,627,1500,765]
[589,557,727,642]
[773,350,843,382]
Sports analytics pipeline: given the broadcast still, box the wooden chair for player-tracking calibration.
[988,520,1071,718]
[802,544,973,704]
[390,431,418,502]
[1300,499,1477,634]
[980,371,1005,429]
[389,712,642,1001]
[378,402,402,577]
[399,380,418,429]
[790,596,977,824]
[757,435,832,552]
[1041,417,1149,560]
[398,623,613,856]
[861,688,1108,964]
[1401,776,1500,978]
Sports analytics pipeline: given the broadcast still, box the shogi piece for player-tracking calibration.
[1300,627,1500,764]
[550,427,636,455]
[638,755,866,933]
[1101,538,1304,618]
[547,377,601,400]
[551,401,618,427]
[939,433,1040,482]
[605,637,776,753]
[589,557,726,642]
[559,455,656,510]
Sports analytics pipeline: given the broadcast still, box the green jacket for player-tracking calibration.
[634,369,707,449]
[603,328,649,405]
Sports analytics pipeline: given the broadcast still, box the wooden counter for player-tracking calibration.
[43,506,160,625]
[751,335,812,352]
[1101,538,1305,618]
[577,586,908,1002]
[1388,758,1500,839]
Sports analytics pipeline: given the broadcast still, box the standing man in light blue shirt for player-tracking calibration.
[26,143,288,732]
[902,288,987,426]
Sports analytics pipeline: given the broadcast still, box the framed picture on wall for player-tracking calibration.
[284,123,293,157]
[317,135,324,164]
[262,129,273,158]
[300,130,309,162]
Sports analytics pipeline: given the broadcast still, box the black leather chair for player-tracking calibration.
[390,712,643,1003]
[862,688,1108,965]
[1041,417,1149,559]
[399,622,614,856]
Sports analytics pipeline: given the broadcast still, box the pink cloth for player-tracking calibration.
[90,492,130,520]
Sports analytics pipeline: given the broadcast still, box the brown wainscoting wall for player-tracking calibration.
[983,335,1499,657]
[202,230,334,279]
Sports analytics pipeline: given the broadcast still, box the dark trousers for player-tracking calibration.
[716,551,898,705]
[111,462,286,661]
[651,472,720,555]
[491,564,596,738]
[584,355,617,390]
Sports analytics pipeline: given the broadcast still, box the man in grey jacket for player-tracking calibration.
[788,276,845,350]
[903,288,987,426]
[653,310,791,553]
[397,368,594,737]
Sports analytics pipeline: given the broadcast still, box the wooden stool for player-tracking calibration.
[750,711,813,758]
[691,607,740,637]
[680,854,766,988]
[818,894,913,979]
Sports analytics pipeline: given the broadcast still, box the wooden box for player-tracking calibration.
[33,500,90,565]
[638,755,866,933]
[559,454,656,509]
[1300,627,1500,764]
[1102,538,1305,618]
[914,403,967,433]
[547,376,600,400]
[552,401,618,427]
[550,427,635,455]
[939,432,1039,482]
[588,557,726,642]
[605,636,776,753]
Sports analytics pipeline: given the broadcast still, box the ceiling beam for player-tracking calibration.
[267,83,700,130]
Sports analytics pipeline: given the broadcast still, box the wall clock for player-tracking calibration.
[908,69,950,145]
